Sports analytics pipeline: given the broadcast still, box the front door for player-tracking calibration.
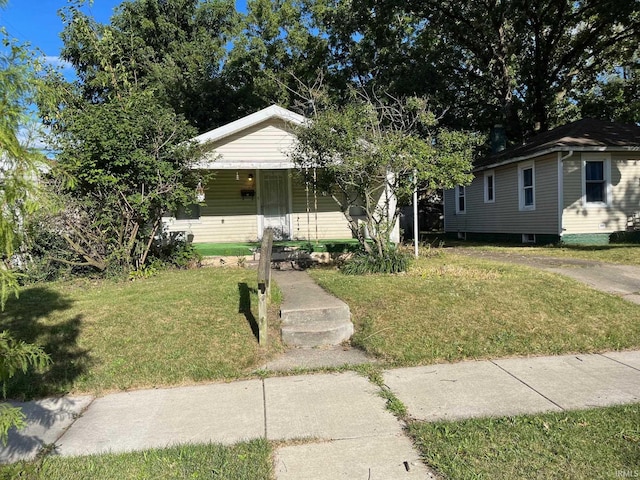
[260,170,290,240]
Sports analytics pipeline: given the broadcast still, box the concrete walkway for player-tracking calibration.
[3,350,640,478]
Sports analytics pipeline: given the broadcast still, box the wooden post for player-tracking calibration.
[257,228,274,346]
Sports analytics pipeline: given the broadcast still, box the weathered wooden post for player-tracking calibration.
[257,228,274,346]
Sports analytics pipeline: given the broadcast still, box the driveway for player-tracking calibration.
[451,248,640,305]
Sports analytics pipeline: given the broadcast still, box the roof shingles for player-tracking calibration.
[475,118,640,171]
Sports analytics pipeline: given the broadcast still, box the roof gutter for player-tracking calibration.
[473,145,639,173]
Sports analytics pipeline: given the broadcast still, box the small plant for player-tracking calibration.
[340,248,411,275]
[236,256,246,268]
[128,264,159,281]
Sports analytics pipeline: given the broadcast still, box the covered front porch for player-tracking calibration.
[163,105,355,244]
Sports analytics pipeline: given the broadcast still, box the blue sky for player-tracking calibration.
[1,1,121,60]
[0,0,247,72]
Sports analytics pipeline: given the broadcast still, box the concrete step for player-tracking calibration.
[272,269,355,348]
[280,304,351,326]
[281,318,355,348]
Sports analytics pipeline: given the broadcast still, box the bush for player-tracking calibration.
[340,249,411,275]
[151,234,202,269]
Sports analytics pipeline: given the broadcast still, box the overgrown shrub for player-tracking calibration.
[151,234,202,269]
[340,249,411,275]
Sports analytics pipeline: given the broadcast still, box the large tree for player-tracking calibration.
[60,0,240,132]
[310,0,639,139]
[39,3,209,273]
[290,93,481,261]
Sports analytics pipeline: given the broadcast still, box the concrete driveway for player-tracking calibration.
[452,248,640,304]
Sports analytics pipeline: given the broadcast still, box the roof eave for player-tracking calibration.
[193,105,306,145]
[473,145,640,172]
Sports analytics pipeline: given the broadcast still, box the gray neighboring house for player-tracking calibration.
[444,118,640,245]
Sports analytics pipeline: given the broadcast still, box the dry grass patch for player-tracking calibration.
[459,243,640,265]
[310,253,640,365]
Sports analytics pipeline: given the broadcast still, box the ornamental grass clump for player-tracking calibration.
[340,249,411,275]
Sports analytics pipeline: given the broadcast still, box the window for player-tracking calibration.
[484,170,495,203]
[175,204,200,221]
[518,163,535,210]
[522,233,536,244]
[457,231,467,240]
[583,156,610,205]
[456,185,466,213]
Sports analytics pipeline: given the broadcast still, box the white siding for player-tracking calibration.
[290,172,353,240]
[562,153,640,234]
[165,170,353,243]
[165,170,259,243]
[201,119,296,167]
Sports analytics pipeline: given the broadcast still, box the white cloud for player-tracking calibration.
[43,55,73,71]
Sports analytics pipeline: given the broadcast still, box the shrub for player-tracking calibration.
[340,249,411,275]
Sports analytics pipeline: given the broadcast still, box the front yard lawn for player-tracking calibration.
[1,439,273,480]
[452,242,640,265]
[409,403,640,480]
[0,268,282,399]
[310,252,640,364]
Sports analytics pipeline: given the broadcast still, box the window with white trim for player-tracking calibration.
[484,170,495,203]
[583,155,610,205]
[456,185,466,213]
[518,163,535,211]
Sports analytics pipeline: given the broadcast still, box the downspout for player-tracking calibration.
[558,150,573,241]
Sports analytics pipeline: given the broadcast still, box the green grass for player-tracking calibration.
[409,404,640,480]
[309,252,640,364]
[446,241,640,265]
[0,268,283,398]
[0,439,273,480]
[194,239,360,256]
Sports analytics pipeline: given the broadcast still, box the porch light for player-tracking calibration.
[248,173,254,182]
[196,182,205,202]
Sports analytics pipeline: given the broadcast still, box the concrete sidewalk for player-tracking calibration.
[2,351,640,478]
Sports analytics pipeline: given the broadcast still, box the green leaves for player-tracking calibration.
[291,94,480,263]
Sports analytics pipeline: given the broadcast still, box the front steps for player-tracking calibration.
[272,270,354,348]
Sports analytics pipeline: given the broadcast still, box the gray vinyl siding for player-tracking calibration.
[562,152,640,234]
[445,154,559,235]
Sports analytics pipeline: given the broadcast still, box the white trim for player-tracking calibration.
[193,105,305,145]
[455,185,466,214]
[256,169,263,237]
[258,169,291,239]
[518,161,536,211]
[483,170,495,203]
[194,161,296,170]
[581,153,611,207]
[557,152,566,237]
[474,146,638,173]
[287,168,294,240]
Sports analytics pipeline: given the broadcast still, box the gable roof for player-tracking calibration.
[475,118,640,171]
[193,104,306,144]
